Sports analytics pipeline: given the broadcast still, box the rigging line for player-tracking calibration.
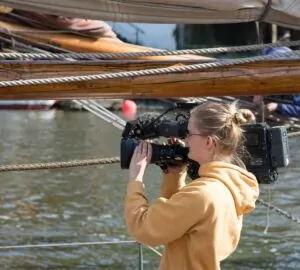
[0,240,163,257]
[73,100,125,130]
[0,39,300,59]
[257,198,300,224]
[0,34,50,53]
[0,35,127,134]
[80,100,125,126]
[263,184,272,234]
[0,157,120,172]
[0,28,72,53]
[0,240,136,250]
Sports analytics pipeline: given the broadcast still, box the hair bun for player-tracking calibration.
[233,109,256,125]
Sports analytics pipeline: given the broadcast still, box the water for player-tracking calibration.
[0,110,299,270]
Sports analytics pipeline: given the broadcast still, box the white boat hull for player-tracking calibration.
[0,100,57,110]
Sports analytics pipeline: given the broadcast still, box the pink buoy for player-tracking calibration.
[122,100,137,120]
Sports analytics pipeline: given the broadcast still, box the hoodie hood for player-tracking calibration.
[198,161,259,216]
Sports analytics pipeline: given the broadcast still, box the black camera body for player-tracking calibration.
[242,123,289,183]
[120,107,289,184]
[121,138,190,169]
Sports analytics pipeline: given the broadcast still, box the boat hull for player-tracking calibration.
[0,100,57,110]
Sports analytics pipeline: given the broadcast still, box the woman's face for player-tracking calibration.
[185,116,215,164]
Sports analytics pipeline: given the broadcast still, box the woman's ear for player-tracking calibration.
[206,136,215,149]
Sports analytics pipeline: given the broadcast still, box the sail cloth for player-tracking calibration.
[0,10,118,39]
[0,1,299,30]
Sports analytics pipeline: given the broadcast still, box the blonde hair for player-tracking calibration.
[190,101,255,167]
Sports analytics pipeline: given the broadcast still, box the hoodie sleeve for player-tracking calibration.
[124,181,212,247]
[160,171,187,199]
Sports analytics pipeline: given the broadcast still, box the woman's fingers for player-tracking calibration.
[167,137,185,146]
[135,141,150,156]
[133,141,143,157]
[142,141,148,155]
[147,142,152,163]
[167,137,176,144]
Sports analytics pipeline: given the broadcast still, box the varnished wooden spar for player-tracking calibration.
[0,60,203,81]
[0,21,211,61]
[1,59,300,99]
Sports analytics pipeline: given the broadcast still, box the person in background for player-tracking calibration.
[253,47,300,118]
[124,101,259,270]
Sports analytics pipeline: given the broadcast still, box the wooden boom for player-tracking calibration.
[0,20,299,99]
[0,59,300,99]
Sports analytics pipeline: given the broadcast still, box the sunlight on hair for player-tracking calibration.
[190,101,255,166]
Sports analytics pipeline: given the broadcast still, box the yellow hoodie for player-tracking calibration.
[124,161,259,270]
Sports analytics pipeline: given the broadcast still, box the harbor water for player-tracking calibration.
[0,109,299,270]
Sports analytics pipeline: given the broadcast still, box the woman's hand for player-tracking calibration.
[129,141,152,182]
[161,137,187,175]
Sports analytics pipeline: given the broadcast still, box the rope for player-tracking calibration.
[0,128,297,172]
[0,240,163,256]
[0,39,300,59]
[263,185,272,234]
[0,240,135,250]
[0,164,299,225]
[0,200,299,253]
[1,158,299,225]
[0,28,72,53]
[257,198,300,224]
[0,157,120,172]
[146,246,163,257]
[258,0,272,22]
[73,100,125,130]
[260,97,265,122]
[1,50,299,88]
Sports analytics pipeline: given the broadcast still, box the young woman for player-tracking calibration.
[124,101,259,270]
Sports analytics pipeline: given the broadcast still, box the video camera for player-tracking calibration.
[120,102,289,184]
